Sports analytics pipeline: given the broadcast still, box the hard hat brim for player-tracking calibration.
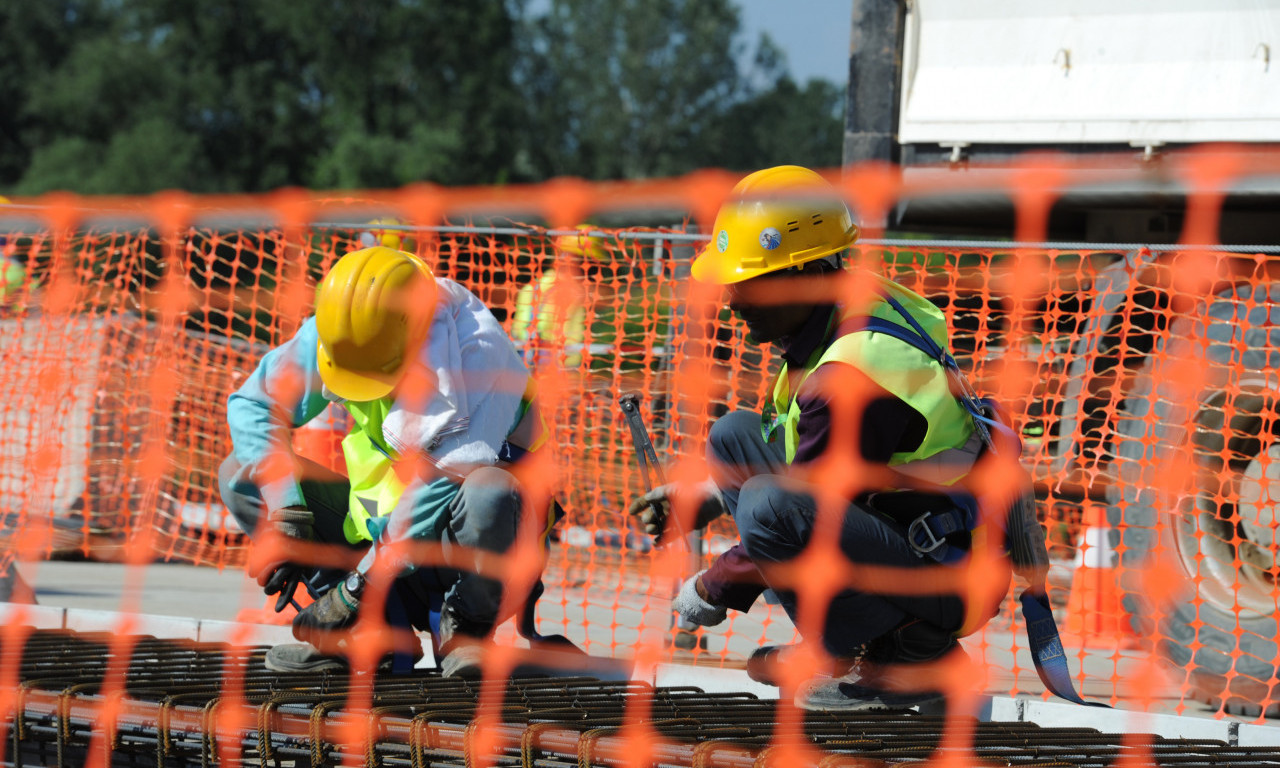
[690,249,771,284]
[316,340,401,402]
[690,241,851,285]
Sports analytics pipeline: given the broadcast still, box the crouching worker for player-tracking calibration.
[629,166,1056,711]
[221,245,553,677]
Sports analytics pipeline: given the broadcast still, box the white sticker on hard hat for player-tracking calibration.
[716,230,729,252]
[759,227,782,250]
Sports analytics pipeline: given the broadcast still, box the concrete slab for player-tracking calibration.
[1021,698,1238,743]
[18,560,256,621]
[64,609,200,639]
[651,662,778,699]
[0,603,64,630]
[196,619,294,647]
[1238,722,1280,748]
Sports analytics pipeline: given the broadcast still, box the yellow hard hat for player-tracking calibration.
[359,217,411,251]
[691,165,859,285]
[314,246,437,402]
[552,225,609,261]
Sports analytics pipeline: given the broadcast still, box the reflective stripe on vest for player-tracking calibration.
[341,397,411,543]
[763,274,976,480]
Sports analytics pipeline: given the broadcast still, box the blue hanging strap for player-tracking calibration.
[860,295,1107,708]
[1020,590,1106,706]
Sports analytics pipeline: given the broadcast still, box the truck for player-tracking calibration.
[846,0,1280,714]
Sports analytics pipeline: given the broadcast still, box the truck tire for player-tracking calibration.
[1109,281,1280,717]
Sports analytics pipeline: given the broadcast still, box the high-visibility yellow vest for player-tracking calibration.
[763,273,975,481]
[339,381,549,544]
[511,272,587,367]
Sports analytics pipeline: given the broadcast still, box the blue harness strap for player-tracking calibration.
[861,295,1107,708]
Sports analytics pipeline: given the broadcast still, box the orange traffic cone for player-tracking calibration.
[1063,504,1137,647]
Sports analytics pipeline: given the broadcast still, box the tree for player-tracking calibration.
[515,0,747,180]
[703,53,845,171]
[514,0,843,180]
[7,0,528,194]
[1,0,844,193]
[0,2,117,187]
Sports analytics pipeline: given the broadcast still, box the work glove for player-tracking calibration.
[627,479,727,541]
[671,570,727,627]
[256,506,316,613]
[292,576,360,645]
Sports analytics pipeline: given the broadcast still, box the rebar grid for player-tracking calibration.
[2,630,1277,768]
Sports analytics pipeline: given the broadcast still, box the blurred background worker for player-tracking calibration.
[0,196,28,303]
[629,165,1036,711]
[510,225,609,369]
[220,245,554,677]
[358,216,415,253]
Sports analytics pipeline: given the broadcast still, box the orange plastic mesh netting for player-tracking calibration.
[1,152,1280,766]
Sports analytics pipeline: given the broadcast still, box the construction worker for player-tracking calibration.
[0,196,27,302]
[220,245,553,676]
[510,225,609,369]
[357,216,414,253]
[628,166,1049,711]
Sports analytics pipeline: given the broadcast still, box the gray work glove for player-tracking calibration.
[292,576,360,645]
[628,479,727,541]
[672,570,727,627]
[256,506,316,612]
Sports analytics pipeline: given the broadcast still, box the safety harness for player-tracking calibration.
[864,292,1106,707]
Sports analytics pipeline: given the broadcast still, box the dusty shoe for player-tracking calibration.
[796,622,965,712]
[264,642,350,673]
[264,642,422,674]
[795,674,944,712]
[436,603,494,679]
[746,644,861,687]
[746,646,789,686]
[438,640,487,679]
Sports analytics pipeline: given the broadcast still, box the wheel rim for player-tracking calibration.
[1179,393,1280,619]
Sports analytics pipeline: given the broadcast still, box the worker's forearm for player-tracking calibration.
[226,319,331,513]
[698,544,767,613]
[355,476,463,576]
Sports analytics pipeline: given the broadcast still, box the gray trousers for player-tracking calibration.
[219,454,523,629]
[709,410,969,657]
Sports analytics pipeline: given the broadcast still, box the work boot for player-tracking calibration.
[264,643,352,673]
[263,641,423,674]
[795,619,963,712]
[436,603,494,679]
[746,644,861,687]
[795,674,946,712]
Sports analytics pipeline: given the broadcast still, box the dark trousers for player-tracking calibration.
[708,410,968,657]
[218,454,523,635]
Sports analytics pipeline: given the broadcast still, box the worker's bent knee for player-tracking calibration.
[735,475,812,561]
[217,454,243,501]
[218,454,265,537]
[450,467,521,551]
[707,410,764,464]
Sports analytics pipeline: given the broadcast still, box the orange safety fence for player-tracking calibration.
[1,152,1280,765]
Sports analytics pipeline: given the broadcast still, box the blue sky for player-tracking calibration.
[737,0,850,86]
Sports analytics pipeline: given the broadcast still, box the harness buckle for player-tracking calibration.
[907,512,946,555]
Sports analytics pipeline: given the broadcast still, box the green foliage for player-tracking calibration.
[1,0,844,194]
